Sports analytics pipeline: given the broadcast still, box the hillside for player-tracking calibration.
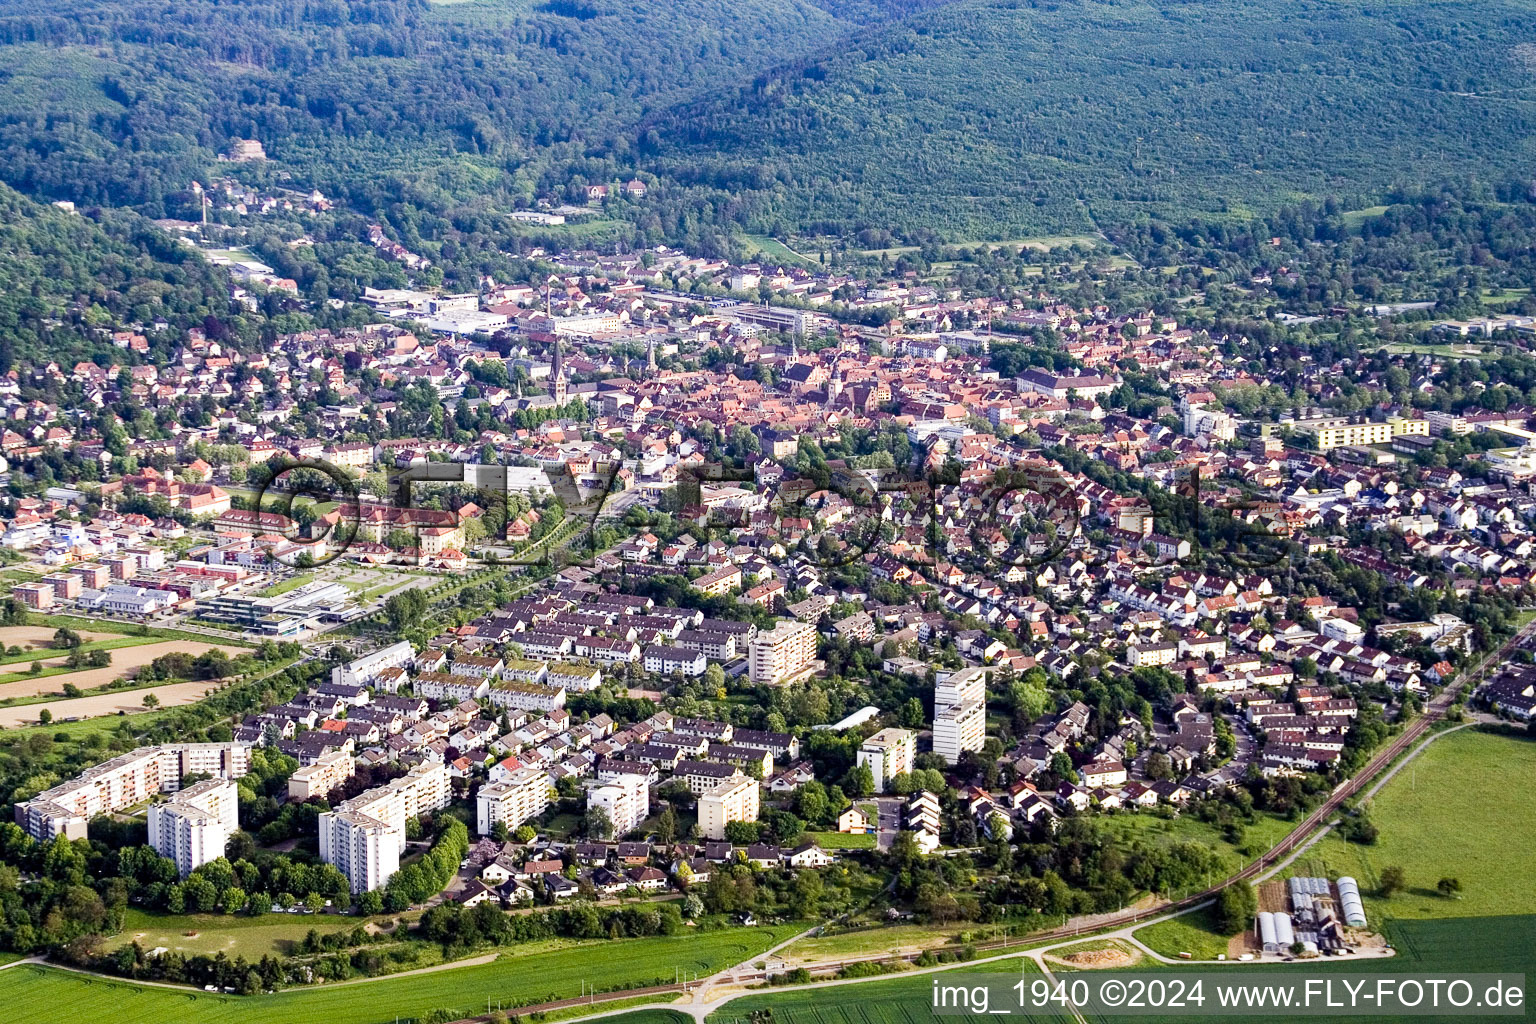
[0,184,260,369]
[0,0,939,216]
[640,0,1536,239]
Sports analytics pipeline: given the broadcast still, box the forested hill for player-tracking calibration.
[4,0,1536,246]
[0,184,265,370]
[0,0,935,215]
[636,0,1536,240]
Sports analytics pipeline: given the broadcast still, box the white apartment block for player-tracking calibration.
[146,778,239,877]
[287,749,356,801]
[451,655,505,679]
[587,772,650,838]
[932,668,986,765]
[320,810,399,894]
[14,743,251,841]
[546,664,602,692]
[698,773,760,840]
[476,767,551,835]
[932,700,986,764]
[1127,642,1178,667]
[485,679,567,713]
[412,671,490,702]
[747,620,817,684]
[332,640,415,689]
[320,763,451,892]
[857,727,914,793]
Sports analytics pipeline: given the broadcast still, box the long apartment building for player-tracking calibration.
[476,767,551,835]
[1292,415,1428,451]
[698,773,760,840]
[15,743,251,841]
[319,762,451,892]
[288,749,356,801]
[332,640,415,689]
[857,727,914,793]
[932,667,987,764]
[747,619,817,684]
[146,778,240,877]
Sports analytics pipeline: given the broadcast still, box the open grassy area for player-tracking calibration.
[741,234,815,267]
[780,922,1021,966]
[29,614,255,649]
[1284,729,1536,923]
[1132,904,1232,961]
[1100,915,1536,1024]
[258,573,316,597]
[805,830,875,850]
[708,956,1066,1024]
[115,908,396,959]
[0,923,804,1024]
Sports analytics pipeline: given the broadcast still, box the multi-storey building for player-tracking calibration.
[587,772,650,838]
[412,671,489,702]
[15,743,250,841]
[146,778,239,877]
[857,728,915,793]
[747,620,817,684]
[476,767,551,835]
[1292,415,1428,451]
[319,763,451,891]
[331,641,415,689]
[932,668,986,764]
[698,773,759,840]
[287,749,356,801]
[319,810,399,894]
[484,679,567,713]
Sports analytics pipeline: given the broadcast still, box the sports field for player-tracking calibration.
[0,923,803,1024]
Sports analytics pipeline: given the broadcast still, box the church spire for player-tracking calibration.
[550,334,567,404]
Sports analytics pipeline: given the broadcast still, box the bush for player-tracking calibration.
[1215,881,1256,935]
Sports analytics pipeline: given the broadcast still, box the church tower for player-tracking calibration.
[550,335,567,405]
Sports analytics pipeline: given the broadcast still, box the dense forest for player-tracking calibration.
[640,0,1536,240]
[0,0,927,220]
[4,0,1536,247]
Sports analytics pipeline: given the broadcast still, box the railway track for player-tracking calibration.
[447,618,1535,1024]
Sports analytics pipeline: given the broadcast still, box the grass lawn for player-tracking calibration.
[780,922,1020,965]
[1100,915,1536,1024]
[29,614,255,649]
[534,1001,689,1024]
[1132,904,1232,961]
[0,923,805,1024]
[707,956,1069,1024]
[115,908,393,959]
[742,234,814,266]
[259,573,316,597]
[805,830,875,850]
[1283,729,1536,923]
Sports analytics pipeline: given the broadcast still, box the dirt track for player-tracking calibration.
[0,679,230,728]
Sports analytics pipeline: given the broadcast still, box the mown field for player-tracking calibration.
[0,923,804,1024]
[115,908,399,959]
[1132,904,1231,961]
[1103,915,1536,1024]
[707,957,1067,1024]
[1283,729,1536,922]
